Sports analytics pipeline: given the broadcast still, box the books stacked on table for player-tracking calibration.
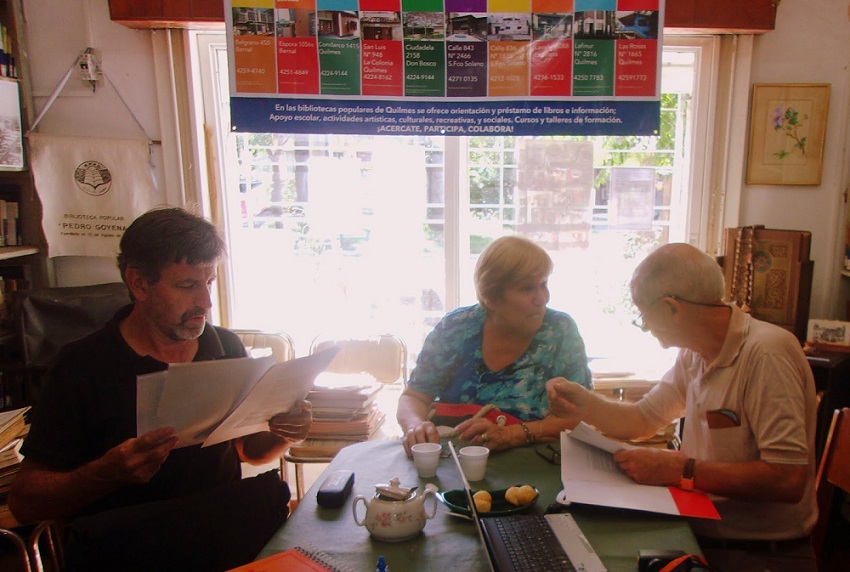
[288,373,386,459]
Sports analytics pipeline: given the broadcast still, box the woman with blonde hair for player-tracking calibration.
[398,235,591,454]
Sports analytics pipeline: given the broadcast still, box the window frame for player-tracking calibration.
[187,31,742,360]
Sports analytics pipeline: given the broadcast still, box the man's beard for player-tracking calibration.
[167,310,206,341]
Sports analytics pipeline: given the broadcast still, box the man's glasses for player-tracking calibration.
[632,295,728,332]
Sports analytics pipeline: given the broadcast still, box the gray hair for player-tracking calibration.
[630,243,725,306]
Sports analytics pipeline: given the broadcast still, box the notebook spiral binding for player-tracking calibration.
[294,544,357,572]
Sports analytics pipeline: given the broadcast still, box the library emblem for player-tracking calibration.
[74,161,113,196]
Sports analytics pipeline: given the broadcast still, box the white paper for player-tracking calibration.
[558,429,718,518]
[568,421,636,454]
[136,348,338,448]
[559,432,679,515]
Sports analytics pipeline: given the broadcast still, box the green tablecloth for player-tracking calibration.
[259,439,701,571]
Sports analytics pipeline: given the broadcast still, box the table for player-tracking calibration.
[259,439,702,571]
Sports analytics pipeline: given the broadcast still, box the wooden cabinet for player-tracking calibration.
[107,0,225,29]
[109,0,777,32]
[666,0,778,34]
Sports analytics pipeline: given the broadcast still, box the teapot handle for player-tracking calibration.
[423,487,438,520]
[352,496,367,526]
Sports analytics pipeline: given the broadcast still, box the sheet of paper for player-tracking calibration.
[137,355,275,448]
[558,431,720,519]
[203,348,339,446]
[568,421,636,454]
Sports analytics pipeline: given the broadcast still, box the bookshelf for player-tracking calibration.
[0,0,47,413]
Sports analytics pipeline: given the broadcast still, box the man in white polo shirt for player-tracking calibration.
[547,242,817,572]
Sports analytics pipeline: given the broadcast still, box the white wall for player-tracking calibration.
[743,0,850,319]
[22,0,174,286]
[20,0,850,319]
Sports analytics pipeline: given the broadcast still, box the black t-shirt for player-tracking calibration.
[21,304,248,518]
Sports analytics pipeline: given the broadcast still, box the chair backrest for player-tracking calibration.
[232,330,295,363]
[13,283,131,369]
[813,407,850,569]
[309,334,407,384]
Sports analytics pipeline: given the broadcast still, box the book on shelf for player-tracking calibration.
[5,201,17,247]
[0,200,6,247]
[0,406,28,451]
[0,436,22,468]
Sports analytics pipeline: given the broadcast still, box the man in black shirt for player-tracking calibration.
[9,207,310,571]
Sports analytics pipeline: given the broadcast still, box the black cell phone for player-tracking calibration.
[535,442,561,464]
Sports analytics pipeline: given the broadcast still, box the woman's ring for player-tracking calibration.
[481,433,490,443]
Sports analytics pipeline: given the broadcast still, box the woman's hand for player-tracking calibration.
[454,418,517,452]
[402,421,441,457]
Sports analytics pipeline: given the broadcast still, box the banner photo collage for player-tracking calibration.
[228,0,664,135]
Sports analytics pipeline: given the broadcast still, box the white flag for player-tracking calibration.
[27,133,156,257]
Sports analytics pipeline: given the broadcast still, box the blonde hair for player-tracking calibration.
[474,236,552,306]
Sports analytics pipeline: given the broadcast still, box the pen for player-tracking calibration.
[375,555,390,571]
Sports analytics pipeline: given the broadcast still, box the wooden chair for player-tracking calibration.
[813,407,850,571]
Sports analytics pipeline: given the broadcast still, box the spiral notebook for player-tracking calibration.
[226,546,353,572]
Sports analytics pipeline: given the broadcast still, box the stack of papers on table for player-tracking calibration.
[288,373,385,459]
[557,422,720,519]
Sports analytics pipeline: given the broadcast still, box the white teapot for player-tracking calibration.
[352,478,438,542]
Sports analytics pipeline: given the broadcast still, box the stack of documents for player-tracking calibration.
[288,372,385,459]
[557,422,720,519]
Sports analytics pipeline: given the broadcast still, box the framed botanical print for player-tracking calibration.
[746,83,830,185]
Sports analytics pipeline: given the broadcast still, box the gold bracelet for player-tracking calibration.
[520,422,535,444]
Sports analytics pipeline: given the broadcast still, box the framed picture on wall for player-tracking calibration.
[746,83,830,185]
[0,77,24,171]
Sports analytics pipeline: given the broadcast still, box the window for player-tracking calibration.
[192,34,717,379]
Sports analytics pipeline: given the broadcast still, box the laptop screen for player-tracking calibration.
[447,441,497,572]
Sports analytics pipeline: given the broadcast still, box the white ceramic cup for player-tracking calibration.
[411,442,443,478]
[459,445,490,481]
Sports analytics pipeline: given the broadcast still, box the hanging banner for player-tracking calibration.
[27,134,156,257]
[227,0,664,136]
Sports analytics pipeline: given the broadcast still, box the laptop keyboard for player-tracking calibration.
[482,515,577,572]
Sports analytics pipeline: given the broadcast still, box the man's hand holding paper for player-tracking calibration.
[613,447,688,487]
[268,401,313,443]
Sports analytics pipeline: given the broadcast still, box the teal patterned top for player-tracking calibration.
[407,305,592,421]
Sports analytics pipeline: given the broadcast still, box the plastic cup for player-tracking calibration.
[459,445,489,481]
[411,442,442,478]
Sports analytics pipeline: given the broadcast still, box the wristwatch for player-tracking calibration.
[680,458,696,491]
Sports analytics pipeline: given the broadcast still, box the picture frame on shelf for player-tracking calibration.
[746,83,830,186]
[0,77,23,172]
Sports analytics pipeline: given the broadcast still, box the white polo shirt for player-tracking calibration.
[637,305,817,539]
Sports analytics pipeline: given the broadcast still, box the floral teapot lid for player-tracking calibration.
[374,477,416,501]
